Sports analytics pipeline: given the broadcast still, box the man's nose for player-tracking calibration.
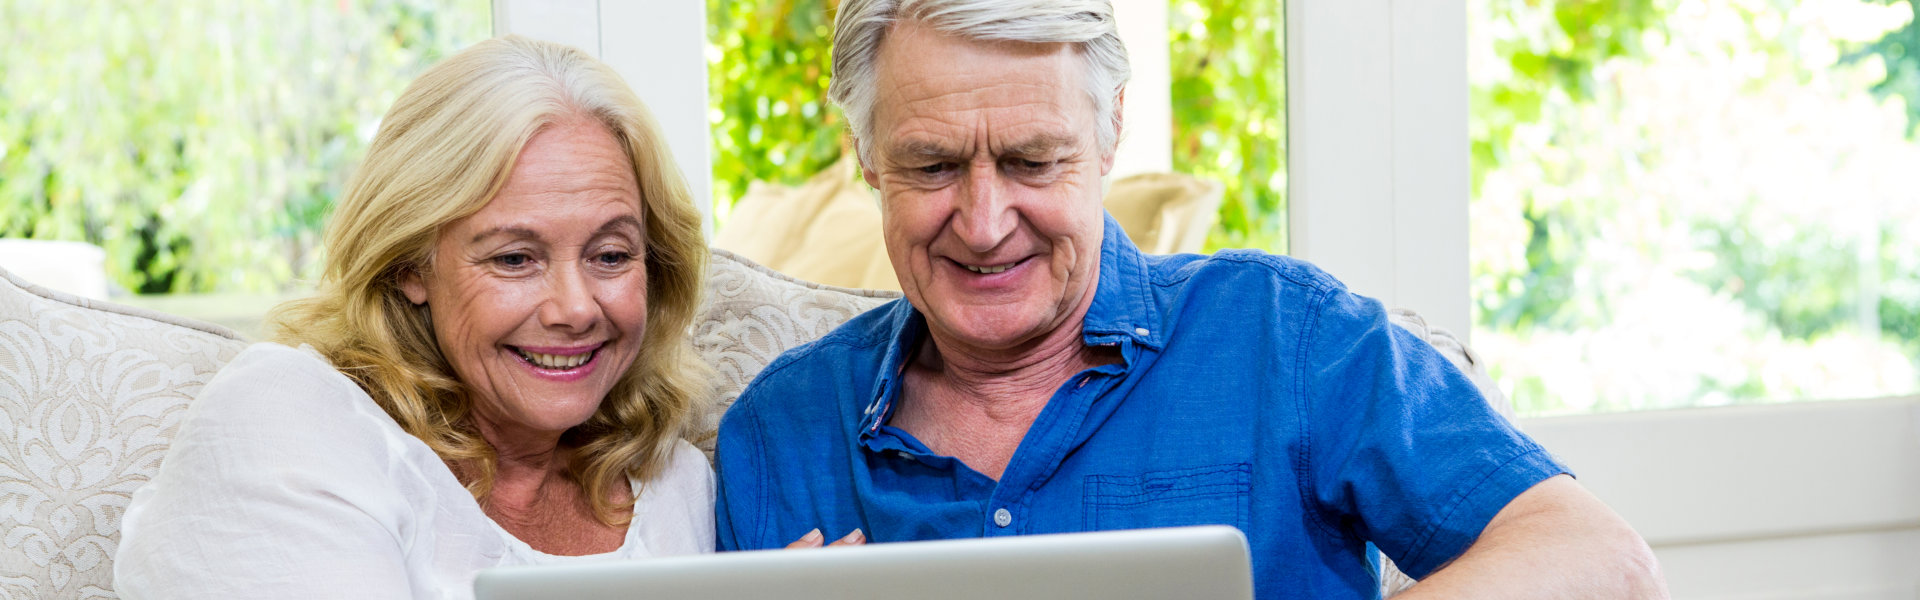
[952,162,1016,253]
[539,261,599,331]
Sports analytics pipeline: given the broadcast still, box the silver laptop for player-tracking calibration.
[473,525,1253,600]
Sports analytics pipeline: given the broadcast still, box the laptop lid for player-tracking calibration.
[474,525,1254,600]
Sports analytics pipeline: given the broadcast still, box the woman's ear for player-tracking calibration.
[399,266,429,305]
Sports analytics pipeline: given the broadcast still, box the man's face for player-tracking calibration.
[861,21,1115,354]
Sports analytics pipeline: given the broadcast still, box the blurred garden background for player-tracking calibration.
[1,0,1915,414]
[1469,0,1920,413]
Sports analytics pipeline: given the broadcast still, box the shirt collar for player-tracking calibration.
[1080,212,1165,351]
[857,211,1164,437]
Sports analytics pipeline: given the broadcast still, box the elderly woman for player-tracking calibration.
[115,36,712,598]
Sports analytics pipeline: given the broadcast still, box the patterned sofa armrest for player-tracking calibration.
[0,267,248,598]
[688,248,902,453]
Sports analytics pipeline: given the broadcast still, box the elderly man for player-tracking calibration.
[714,0,1666,597]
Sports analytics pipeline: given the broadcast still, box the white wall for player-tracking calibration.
[1285,0,1470,339]
[493,0,715,232]
[1110,0,1172,179]
[1524,397,1920,599]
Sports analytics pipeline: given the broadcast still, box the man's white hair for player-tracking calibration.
[828,0,1131,164]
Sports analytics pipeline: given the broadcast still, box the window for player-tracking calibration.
[1469,0,1920,414]
[1170,0,1287,253]
[0,0,491,295]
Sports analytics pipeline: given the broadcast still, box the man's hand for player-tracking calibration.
[1397,475,1668,599]
[785,528,867,549]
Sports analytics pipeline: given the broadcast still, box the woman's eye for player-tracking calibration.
[594,251,633,266]
[492,253,531,268]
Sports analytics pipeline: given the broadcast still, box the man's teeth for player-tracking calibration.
[519,349,591,369]
[964,263,1011,274]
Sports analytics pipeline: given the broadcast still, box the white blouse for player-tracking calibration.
[116,343,715,599]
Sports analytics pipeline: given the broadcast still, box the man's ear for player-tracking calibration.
[399,265,429,305]
[1102,86,1126,176]
[855,140,882,190]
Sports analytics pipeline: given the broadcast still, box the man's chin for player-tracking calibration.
[926,304,1061,353]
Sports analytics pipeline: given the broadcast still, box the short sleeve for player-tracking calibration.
[1300,290,1568,579]
[116,344,417,599]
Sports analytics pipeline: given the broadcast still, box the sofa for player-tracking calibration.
[0,247,1504,597]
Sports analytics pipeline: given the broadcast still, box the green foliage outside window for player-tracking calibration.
[1170,0,1286,253]
[1849,0,1920,136]
[706,0,848,228]
[1471,0,1920,412]
[0,0,487,294]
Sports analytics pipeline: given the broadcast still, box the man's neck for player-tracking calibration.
[892,312,1119,480]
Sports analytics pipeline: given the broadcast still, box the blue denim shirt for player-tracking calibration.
[714,215,1567,598]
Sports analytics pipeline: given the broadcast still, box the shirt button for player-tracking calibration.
[1134,327,1150,336]
[993,508,1012,528]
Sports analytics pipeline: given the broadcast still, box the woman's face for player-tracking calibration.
[401,118,648,444]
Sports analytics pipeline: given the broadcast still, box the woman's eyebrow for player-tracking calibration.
[466,214,640,246]
[594,215,642,236]
[469,225,540,245]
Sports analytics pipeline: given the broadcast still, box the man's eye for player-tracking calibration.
[918,163,952,175]
[1015,159,1055,171]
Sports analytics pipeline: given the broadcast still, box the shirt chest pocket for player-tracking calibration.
[1082,463,1251,532]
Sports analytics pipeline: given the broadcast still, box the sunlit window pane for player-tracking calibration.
[0,1,491,294]
[1469,0,1920,414]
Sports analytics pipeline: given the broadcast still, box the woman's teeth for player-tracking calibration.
[517,348,592,369]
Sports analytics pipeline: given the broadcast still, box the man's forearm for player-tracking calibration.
[1394,475,1668,599]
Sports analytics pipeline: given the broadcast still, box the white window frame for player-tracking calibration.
[499,2,1920,596]
[492,0,714,233]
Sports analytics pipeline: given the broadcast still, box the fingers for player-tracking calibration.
[828,529,866,546]
[786,528,825,549]
[785,528,865,549]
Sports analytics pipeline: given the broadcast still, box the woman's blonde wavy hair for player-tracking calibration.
[267,35,710,526]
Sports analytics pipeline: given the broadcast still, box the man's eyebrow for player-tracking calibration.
[890,139,962,161]
[999,133,1079,157]
[887,133,1080,162]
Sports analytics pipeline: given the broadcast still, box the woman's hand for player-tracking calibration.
[786,528,866,549]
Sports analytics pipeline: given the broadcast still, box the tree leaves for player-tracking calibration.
[0,0,487,294]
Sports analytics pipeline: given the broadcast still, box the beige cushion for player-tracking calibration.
[0,249,1493,597]
[1102,172,1224,255]
[712,157,898,290]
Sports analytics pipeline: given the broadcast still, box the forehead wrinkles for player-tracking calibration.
[870,24,1093,160]
[880,81,1090,160]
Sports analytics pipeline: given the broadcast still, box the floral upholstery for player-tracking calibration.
[0,268,247,598]
[0,247,1497,598]
[687,249,900,452]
